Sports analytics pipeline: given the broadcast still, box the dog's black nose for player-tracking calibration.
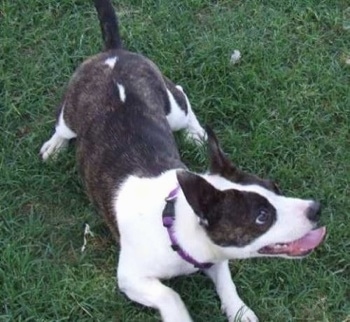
[307,201,321,222]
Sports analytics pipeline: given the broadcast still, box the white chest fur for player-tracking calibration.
[114,170,201,278]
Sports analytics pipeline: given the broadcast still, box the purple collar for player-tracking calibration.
[162,186,213,270]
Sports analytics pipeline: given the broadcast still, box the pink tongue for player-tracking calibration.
[290,227,326,252]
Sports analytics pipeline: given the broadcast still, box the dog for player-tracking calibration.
[40,1,326,321]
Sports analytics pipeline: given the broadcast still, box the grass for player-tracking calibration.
[1,0,349,321]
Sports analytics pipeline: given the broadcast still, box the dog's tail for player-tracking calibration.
[93,0,122,50]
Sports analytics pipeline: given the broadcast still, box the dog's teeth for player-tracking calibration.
[275,243,287,249]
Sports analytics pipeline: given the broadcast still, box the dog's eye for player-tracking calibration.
[256,209,269,225]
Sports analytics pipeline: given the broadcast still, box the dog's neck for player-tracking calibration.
[162,186,214,269]
[171,185,223,265]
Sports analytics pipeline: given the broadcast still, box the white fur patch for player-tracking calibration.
[40,105,76,160]
[166,89,188,131]
[117,83,126,102]
[40,133,68,161]
[176,87,206,143]
[56,106,77,139]
[104,56,118,68]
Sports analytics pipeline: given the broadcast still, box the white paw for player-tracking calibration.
[185,129,207,145]
[236,308,258,322]
[225,305,259,322]
[40,133,68,161]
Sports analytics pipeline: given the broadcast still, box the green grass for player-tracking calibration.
[1,0,349,321]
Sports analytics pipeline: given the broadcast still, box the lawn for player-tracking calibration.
[1,0,349,321]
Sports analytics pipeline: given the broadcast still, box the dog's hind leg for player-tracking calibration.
[40,103,77,161]
[205,261,258,322]
[165,82,206,144]
[175,85,207,144]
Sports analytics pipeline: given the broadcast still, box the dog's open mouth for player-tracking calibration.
[258,226,326,257]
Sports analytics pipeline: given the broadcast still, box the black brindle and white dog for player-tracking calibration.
[40,1,326,321]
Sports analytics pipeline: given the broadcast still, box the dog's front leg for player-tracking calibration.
[118,272,193,322]
[205,261,258,322]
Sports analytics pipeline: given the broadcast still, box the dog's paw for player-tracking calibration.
[235,309,258,322]
[185,129,207,145]
[224,305,259,322]
[40,133,68,161]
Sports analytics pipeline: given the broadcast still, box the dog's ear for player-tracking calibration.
[176,170,223,226]
[205,125,237,175]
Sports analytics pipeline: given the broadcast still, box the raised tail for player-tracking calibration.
[93,0,122,50]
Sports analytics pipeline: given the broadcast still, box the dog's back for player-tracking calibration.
[58,1,185,238]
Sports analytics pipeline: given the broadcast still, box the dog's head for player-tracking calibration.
[176,128,326,259]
